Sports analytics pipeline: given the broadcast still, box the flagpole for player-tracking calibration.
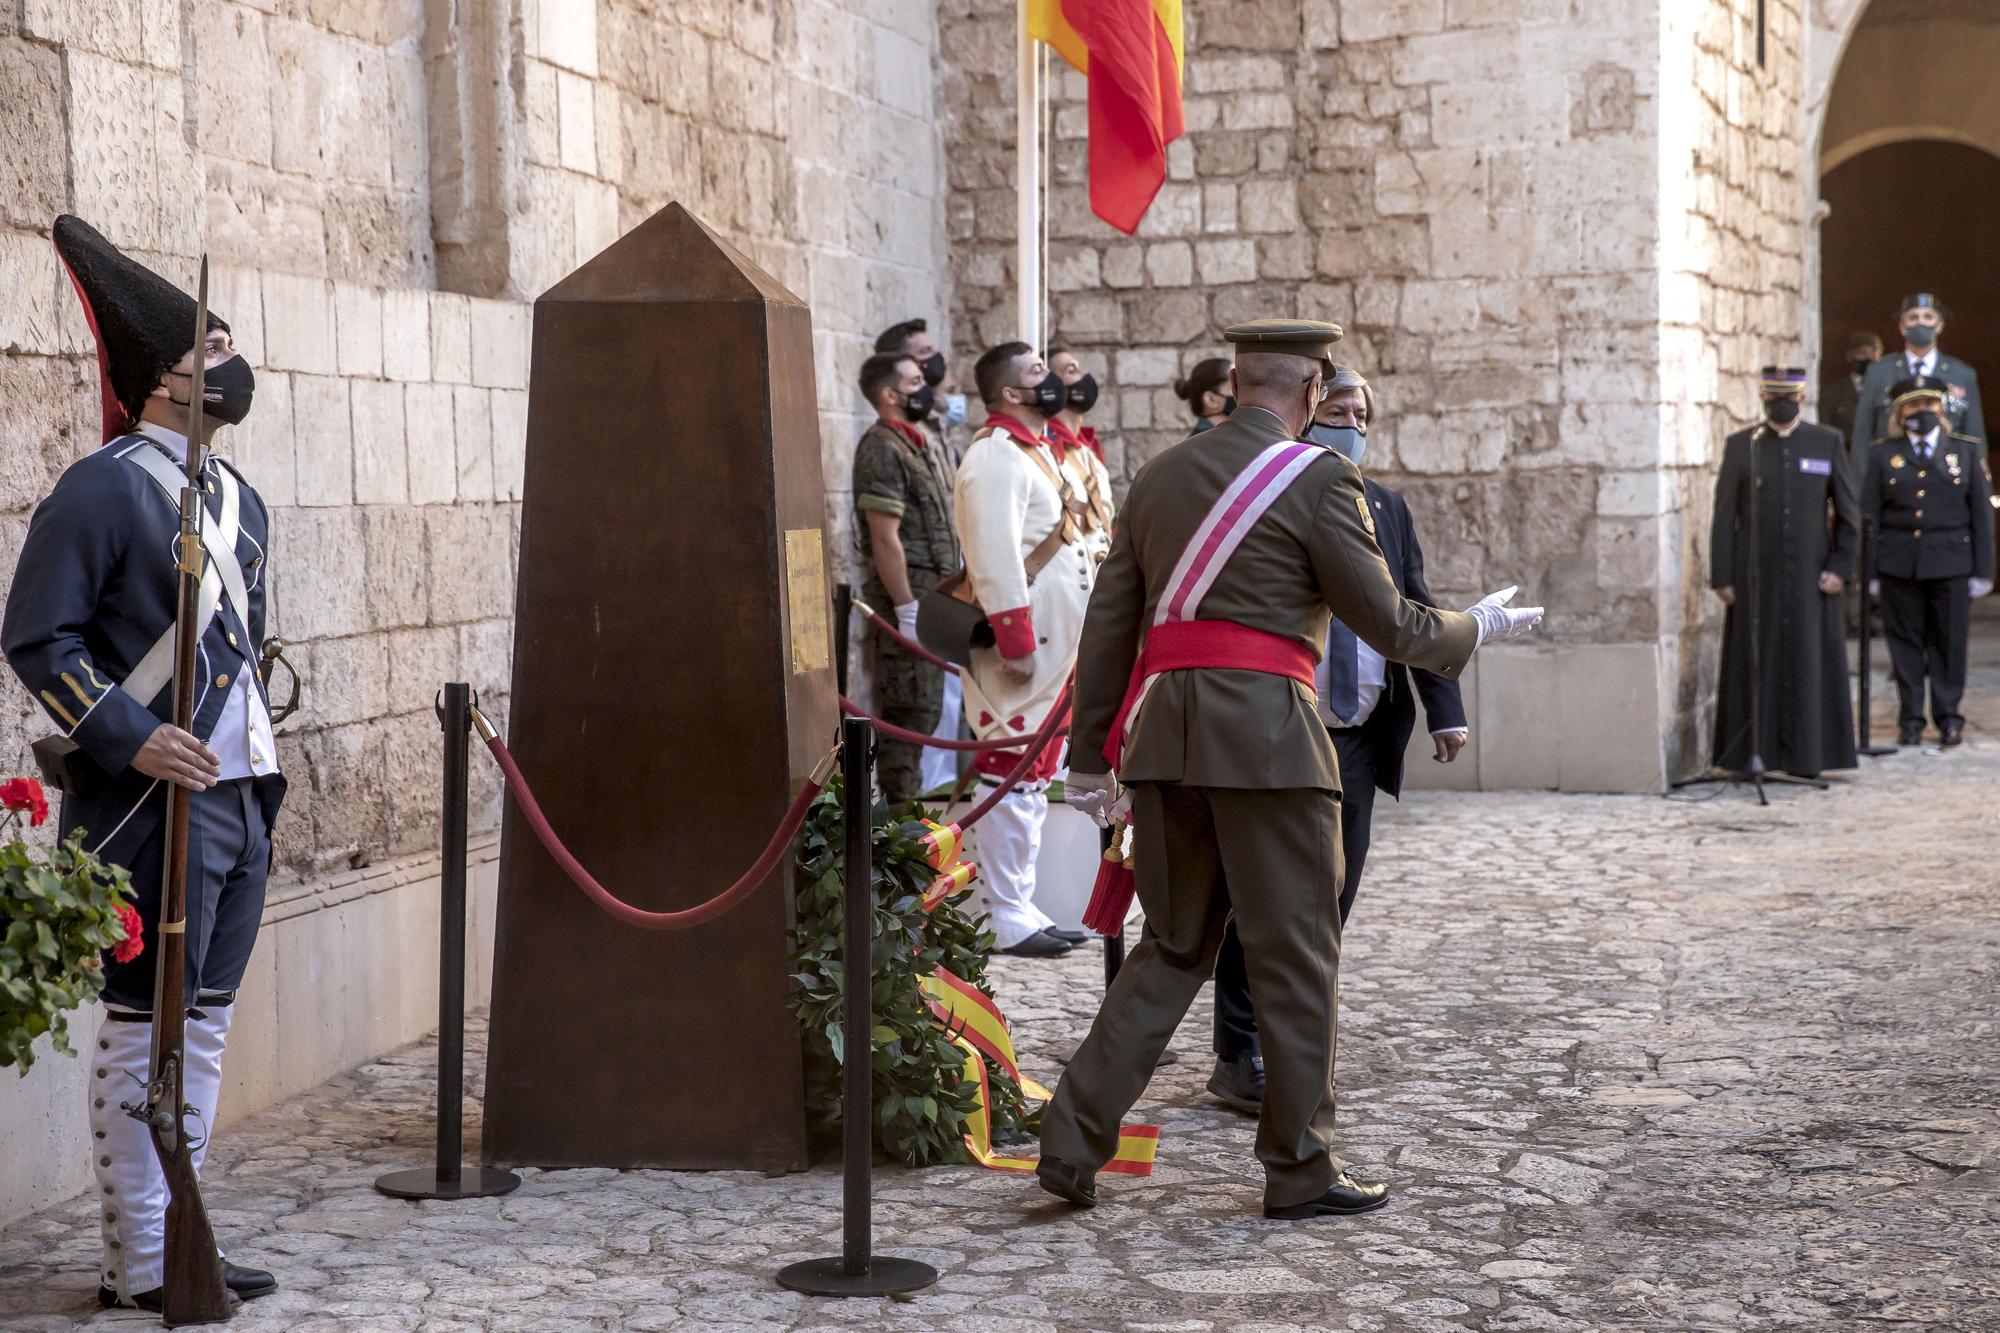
[1016,1,1040,349]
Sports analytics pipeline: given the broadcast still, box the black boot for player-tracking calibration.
[1035,1155,1097,1208]
[1941,721,1965,747]
[999,929,1073,958]
[1206,1054,1264,1114]
[224,1260,278,1299]
[1898,722,1925,746]
[98,1285,244,1313]
[1264,1170,1391,1219]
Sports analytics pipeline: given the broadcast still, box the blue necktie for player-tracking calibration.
[1326,619,1359,723]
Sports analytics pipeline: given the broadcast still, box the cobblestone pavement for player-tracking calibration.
[3,642,1997,1331]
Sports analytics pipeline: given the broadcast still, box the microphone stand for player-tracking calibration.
[1853,520,1897,757]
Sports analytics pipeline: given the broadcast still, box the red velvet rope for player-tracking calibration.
[483,735,829,931]
[854,601,959,673]
[838,695,1065,751]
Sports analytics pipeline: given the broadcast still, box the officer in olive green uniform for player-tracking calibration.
[853,352,963,801]
[1039,320,1543,1220]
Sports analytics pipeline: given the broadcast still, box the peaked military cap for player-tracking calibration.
[53,214,228,443]
[1899,292,1946,317]
[1889,373,1948,410]
[1759,365,1808,393]
[1224,318,1343,372]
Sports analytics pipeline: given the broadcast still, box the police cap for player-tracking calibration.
[1889,373,1948,410]
[1899,292,1947,317]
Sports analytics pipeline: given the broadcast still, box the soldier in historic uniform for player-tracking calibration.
[1850,294,1985,484]
[2,216,283,1311]
[1708,367,1859,778]
[852,351,963,801]
[1040,320,1541,1218]
[1861,375,1995,747]
[1046,345,1109,465]
[954,341,1111,958]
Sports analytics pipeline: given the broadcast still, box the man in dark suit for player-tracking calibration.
[1850,294,1985,485]
[1207,365,1468,1114]
[1818,330,1880,442]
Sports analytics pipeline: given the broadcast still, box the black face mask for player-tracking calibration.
[1906,409,1941,437]
[1022,370,1065,415]
[1849,358,1873,377]
[900,383,935,423]
[1067,373,1099,414]
[1221,394,1237,416]
[173,353,255,425]
[1764,397,1800,426]
[919,351,947,386]
[1904,324,1938,350]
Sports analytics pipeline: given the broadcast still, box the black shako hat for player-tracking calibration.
[52,214,228,443]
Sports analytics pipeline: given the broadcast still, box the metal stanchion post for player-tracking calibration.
[376,682,522,1201]
[833,582,853,699]
[1855,522,1897,757]
[778,719,938,1297]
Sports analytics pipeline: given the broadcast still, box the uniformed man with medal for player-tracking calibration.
[1039,319,1543,1219]
[1861,374,1995,747]
[1849,293,1986,484]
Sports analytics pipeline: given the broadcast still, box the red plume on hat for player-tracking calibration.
[51,215,229,443]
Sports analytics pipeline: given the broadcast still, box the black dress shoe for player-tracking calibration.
[1941,721,1964,747]
[1206,1055,1264,1114]
[1899,723,1925,746]
[98,1284,243,1313]
[999,930,1073,958]
[1044,927,1091,945]
[1264,1170,1392,1219]
[1035,1155,1097,1208]
[225,1260,278,1299]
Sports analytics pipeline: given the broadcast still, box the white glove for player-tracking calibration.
[895,599,920,639]
[1465,585,1544,647]
[1064,770,1120,828]
[1868,579,1880,596]
[1972,578,1993,600]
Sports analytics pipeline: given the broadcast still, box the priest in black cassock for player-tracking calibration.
[1709,366,1859,777]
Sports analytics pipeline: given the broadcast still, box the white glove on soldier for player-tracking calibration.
[1465,585,1544,647]
[895,600,920,638]
[1972,578,1993,600]
[1064,770,1121,828]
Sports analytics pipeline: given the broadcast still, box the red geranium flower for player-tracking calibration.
[0,776,48,827]
[112,903,144,963]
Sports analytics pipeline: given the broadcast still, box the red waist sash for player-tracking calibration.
[1102,619,1317,768]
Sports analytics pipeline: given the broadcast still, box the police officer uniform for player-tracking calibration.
[1861,374,1995,746]
[1849,293,1986,483]
[1,216,283,1310]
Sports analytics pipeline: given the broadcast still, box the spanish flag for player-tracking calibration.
[1027,0,1186,235]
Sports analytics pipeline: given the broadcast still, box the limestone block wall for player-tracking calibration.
[1659,0,1809,768]
[939,0,1683,790]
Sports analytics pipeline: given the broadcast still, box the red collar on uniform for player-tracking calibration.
[1077,424,1103,460]
[881,416,928,451]
[982,412,1048,451]
[1044,415,1086,462]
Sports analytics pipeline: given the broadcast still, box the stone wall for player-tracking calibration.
[940,0,1686,790]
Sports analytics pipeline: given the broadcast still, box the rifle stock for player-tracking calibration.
[135,256,235,1326]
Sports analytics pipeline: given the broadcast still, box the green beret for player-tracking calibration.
[1224,318,1343,371]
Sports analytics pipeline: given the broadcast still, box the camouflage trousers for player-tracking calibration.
[866,625,948,803]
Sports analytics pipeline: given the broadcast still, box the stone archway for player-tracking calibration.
[1803,0,2000,390]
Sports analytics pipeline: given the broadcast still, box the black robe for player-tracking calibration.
[1709,421,1859,775]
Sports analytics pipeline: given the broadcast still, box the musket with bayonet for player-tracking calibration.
[127,254,236,1327]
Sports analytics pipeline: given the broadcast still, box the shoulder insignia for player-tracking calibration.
[1355,493,1376,537]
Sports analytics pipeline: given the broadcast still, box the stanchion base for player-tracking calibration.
[1858,744,1898,757]
[374,1165,522,1200]
[776,1255,938,1297]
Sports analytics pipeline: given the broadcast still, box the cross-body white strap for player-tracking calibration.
[121,445,245,707]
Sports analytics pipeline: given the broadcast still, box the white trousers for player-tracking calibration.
[919,671,964,796]
[967,784,1056,948]
[90,1002,233,1300]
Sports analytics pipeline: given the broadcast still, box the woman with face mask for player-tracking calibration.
[1173,357,1235,433]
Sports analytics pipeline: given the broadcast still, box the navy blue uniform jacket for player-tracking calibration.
[1359,478,1467,799]
[2,435,286,868]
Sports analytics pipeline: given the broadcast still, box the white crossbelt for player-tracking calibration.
[121,445,246,708]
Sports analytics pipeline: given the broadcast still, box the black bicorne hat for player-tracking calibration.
[52,214,228,443]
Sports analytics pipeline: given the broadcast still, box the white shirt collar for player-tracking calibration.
[133,419,190,465]
[1906,347,1937,375]
[1908,425,1941,452]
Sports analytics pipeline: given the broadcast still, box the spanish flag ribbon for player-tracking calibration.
[927,966,1157,1175]
[922,861,977,913]
[917,819,963,871]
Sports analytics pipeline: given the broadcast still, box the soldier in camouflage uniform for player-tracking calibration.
[853,351,963,800]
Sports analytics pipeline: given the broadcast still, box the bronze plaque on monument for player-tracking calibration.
[483,204,832,1171]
